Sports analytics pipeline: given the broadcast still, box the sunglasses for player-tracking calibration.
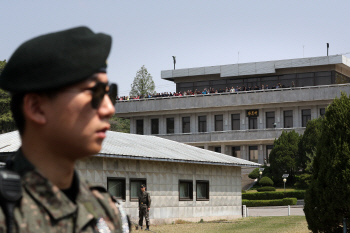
[88,82,118,109]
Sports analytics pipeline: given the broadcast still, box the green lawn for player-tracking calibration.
[144,216,309,233]
[246,188,298,193]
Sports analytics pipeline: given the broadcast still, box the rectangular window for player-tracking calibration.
[249,117,257,129]
[302,109,311,127]
[179,180,193,201]
[266,112,275,129]
[214,147,221,153]
[107,178,126,201]
[130,179,146,202]
[151,119,159,135]
[249,146,258,163]
[284,110,293,128]
[232,146,241,158]
[196,180,209,201]
[231,114,240,130]
[198,116,207,132]
[320,108,325,118]
[166,118,174,134]
[266,145,274,164]
[182,117,190,133]
[215,115,223,131]
[136,120,143,135]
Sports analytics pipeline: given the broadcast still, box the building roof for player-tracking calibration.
[161,55,350,80]
[0,131,260,167]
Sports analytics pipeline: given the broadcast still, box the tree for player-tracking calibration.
[129,65,155,97]
[0,60,16,133]
[304,92,350,232]
[298,117,324,172]
[109,115,130,133]
[269,130,301,185]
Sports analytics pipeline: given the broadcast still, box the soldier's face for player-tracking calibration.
[141,187,146,192]
[43,73,115,158]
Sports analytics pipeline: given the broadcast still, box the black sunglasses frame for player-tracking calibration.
[89,82,117,109]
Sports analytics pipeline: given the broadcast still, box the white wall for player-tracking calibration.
[76,157,242,224]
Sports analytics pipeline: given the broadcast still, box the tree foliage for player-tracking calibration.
[298,117,324,172]
[248,168,259,179]
[0,60,15,133]
[304,92,350,232]
[109,115,130,133]
[129,65,155,97]
[269,130,301,185]
[259,177,274,186]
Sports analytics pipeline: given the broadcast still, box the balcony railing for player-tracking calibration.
[116,83,350,104]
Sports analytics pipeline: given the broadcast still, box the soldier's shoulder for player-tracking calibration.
[0,205,6,231]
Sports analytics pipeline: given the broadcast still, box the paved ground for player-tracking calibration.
[246,205,305,217]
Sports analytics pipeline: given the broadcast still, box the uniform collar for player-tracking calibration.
[12,149,105,230]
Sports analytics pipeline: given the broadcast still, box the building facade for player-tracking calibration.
[0,131,258,223]
[115,55,350,185]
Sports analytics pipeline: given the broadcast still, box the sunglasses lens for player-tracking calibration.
[108,83,117,106]
[91,82,107,109]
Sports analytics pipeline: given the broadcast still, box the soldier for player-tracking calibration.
[0,27,129,232]
[138,184,151,231]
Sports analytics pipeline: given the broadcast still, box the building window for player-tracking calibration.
[215,115,223,131]
[179,180,193,201]
[266,145,274,164]
[320,108,325,118]
[249,146,258,163]
[266,112,275,129]
[151,119,159,135]
[196,180,209,201]
[231,114,240,130]
[107,178,126,201]
[198,116,207,132]
[214,147,221,153]
[284,110,293,128]
[166,118,174,134]
[232,146,241,158]
[136,120,143,135]
[302,109,311,127]
[249,117,257,129]
[130,178,146,202]
[182,117,190,133]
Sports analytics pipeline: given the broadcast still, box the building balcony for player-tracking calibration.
[115,84,350,117]
[154,127,306,146]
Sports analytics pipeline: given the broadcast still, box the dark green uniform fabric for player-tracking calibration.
[0,149,123,232]
[138,191,151,227]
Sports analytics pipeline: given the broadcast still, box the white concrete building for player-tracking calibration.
[115,55,350,188]
[0,131,258,224]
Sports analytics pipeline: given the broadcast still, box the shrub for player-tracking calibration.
[294,173,312,189]
[248,168,259,179]
[257,187,276,192]
[259,177,274,186]
[242,190,246,193]
[243,191,305,200]
[242,198,297,207]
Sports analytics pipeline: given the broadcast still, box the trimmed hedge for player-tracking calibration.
[259,177,274,186]
[242,198,297,207]
[257,187,276,192]
[242,191,305,200]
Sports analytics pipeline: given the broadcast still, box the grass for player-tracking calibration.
[246,188,298,193]
[146,216,309,233]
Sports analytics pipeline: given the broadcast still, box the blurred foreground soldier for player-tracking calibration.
[138,184,151,231]
[0,26,129,232]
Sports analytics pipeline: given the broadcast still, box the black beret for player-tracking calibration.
[140,184,146,188]
[0,26,112,93]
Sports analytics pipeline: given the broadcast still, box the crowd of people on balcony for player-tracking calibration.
[118,82,295,101]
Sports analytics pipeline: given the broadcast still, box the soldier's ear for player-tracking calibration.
[23,93,47,125]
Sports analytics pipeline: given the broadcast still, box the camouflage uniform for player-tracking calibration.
[0,149,123,233]
[138,190,151,228]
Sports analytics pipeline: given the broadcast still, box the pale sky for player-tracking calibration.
[1,1,349,96]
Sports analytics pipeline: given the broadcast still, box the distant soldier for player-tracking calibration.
[138,184,151,230]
